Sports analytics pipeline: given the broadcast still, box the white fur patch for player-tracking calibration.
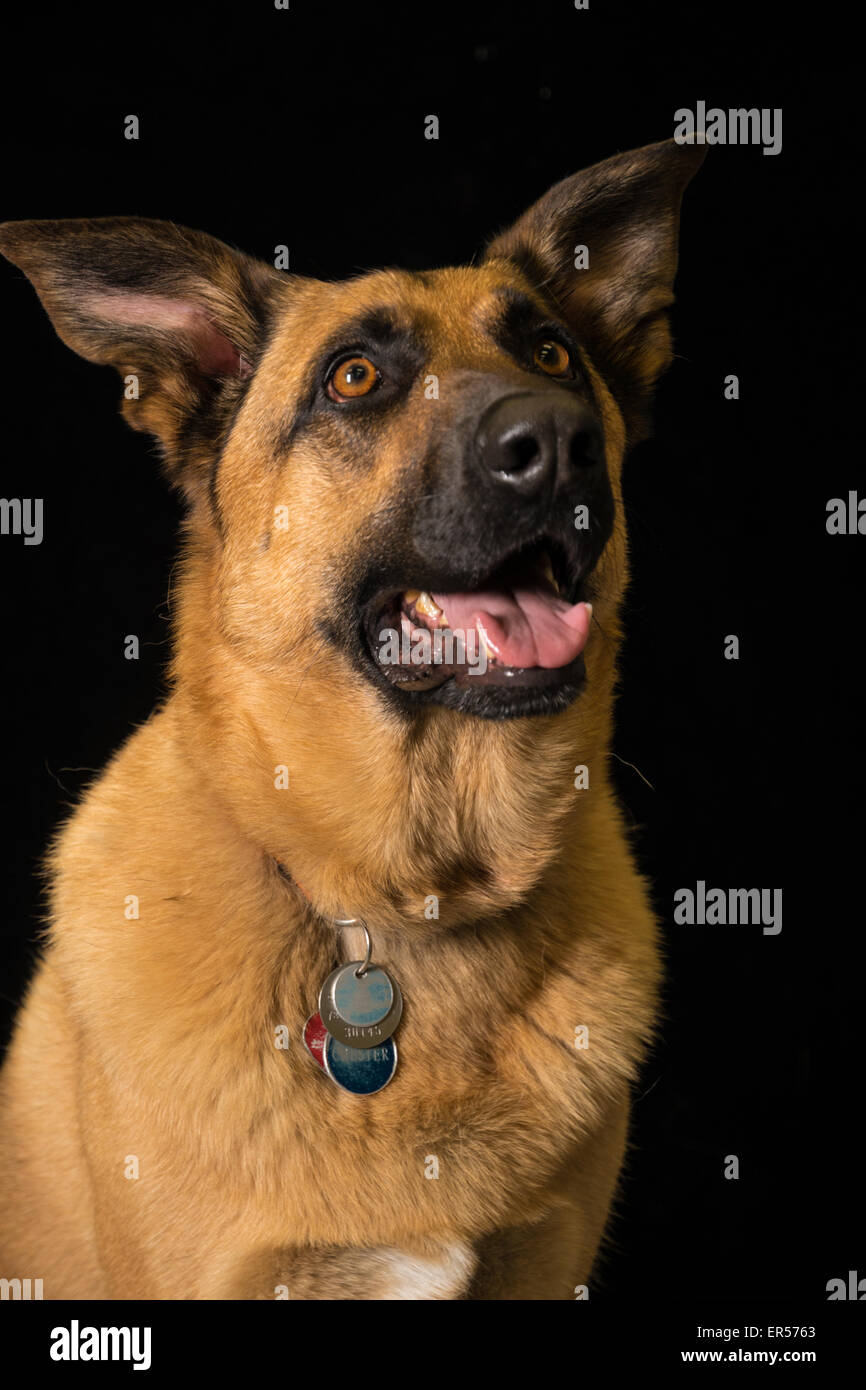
[373,1242,475,1300]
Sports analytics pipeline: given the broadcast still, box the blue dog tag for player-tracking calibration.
[324,1033,398,1095]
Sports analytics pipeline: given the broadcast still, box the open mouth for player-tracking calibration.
[361,539,593,717]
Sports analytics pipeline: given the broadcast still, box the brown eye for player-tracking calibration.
[533,339,572,377]
[328,355,379,400]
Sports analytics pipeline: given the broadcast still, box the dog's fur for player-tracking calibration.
[0,139,703,1299]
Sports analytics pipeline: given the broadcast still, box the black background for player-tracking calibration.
[0,0,858,1303]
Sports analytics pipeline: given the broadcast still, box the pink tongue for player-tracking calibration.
[431,584,592,669]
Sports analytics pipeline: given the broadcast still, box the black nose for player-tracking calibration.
[476,392,603,500]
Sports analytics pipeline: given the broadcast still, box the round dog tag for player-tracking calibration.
[333,962,393,1025]
[323,1033,397,1095]
[319,966,403,1048]
[302,1011,327,1069]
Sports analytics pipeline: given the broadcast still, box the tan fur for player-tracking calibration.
[0,140,703,1299]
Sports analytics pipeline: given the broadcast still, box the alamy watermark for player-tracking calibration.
[49,1320,152,1370]
[378,624,488,675]
[1,1275,43,1299]
[0,497,43,545]
[674,103,782,156]
[674,881,782,935]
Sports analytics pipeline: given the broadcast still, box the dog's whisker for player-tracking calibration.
[610,752,655,791]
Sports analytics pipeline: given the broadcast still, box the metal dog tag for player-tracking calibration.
[319,965,403,1048]
[332,961,393,1025]
[323,1033,397,1095]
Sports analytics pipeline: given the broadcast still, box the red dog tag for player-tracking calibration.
[302,1012,328,1069]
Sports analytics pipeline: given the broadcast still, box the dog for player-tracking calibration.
[0,137,704,1300]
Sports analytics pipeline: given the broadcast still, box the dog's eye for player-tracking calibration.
[533,339,572,378]
[327,355,380,401]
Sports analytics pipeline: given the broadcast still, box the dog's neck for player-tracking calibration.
[170,543,621,932]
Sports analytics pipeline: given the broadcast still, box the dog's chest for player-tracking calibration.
[244,923,656,1248]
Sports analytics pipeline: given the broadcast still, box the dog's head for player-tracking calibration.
[0,139,703,921]
[0,139,702,719]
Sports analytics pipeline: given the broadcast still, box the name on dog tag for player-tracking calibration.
[323,1033,398,1095]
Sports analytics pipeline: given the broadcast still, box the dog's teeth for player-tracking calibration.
[475,621,497,665]
[403,588,443,621]
[415,590,443,620]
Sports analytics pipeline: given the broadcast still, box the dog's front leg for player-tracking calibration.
[221,1239,477,1301]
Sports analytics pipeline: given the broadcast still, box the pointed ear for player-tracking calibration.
[485,138,706,437]
[0,217,285,496]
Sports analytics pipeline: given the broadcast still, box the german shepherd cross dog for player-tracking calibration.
[0,138,703,1300]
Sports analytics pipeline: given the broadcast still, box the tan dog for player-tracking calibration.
[0,138,703,1300]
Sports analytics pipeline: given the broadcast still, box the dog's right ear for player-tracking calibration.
[0,217,285,495]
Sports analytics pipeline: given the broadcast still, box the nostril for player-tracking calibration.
[569,428,601,469]
[504,433,542,476]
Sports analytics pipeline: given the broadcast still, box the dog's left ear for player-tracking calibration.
[486,138,706,436]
